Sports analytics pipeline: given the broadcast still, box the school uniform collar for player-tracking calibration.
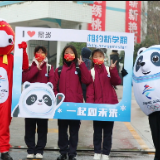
[64,61,76,67]
[94,63,106,74]
[94,63,105,70]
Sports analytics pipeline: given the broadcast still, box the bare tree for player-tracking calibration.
[143,1,160,44]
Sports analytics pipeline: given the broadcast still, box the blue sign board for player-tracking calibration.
[12,27,134,122]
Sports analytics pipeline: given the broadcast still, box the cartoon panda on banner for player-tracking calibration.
[133,45,160,115]
[12,82,65,118]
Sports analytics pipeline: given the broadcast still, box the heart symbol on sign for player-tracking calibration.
[27,31,35,37]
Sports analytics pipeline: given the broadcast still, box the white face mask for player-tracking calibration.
[0,30,14,47]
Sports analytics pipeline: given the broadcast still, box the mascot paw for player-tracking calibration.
[18,41,27,49]
[121,68,128,77]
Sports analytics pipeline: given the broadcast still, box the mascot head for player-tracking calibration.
[133,45,160,116]
[0,19,15,58]
[134,46,160,77]
[12,82,65,118]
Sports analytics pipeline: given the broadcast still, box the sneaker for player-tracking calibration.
[101,154,109,160]
[69,155,77,160]
[27,154,34,158]
[35,153,43,158]
[1,152,13,160]
[93,153,101,160]
[57,154,67,160]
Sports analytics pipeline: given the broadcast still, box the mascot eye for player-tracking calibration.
[44,97,48,103]
[26,94,37,105]
[31,96,36,102]
[151,52,160,66]
[8,38,12,43]
[43,95,52,106]
[135,56,143,72]
[152,56,159,62]
[137,59,142,65]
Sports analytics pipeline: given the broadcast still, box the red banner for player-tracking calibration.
[88,1,106,31]
[125,1,141,43]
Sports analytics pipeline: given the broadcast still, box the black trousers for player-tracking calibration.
[93,121,114,155]
[149,112,160,160]
[25,118,48,155]
[58,119,81,156]
[82,83,86,102]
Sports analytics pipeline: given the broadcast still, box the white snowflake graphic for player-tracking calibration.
[57,108,62,113]
[120,105,126,111]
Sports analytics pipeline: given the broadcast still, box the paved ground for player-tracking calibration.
[9,149,155,160]
[9,86,156,159]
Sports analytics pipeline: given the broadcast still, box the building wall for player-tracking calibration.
[48,41,57,69]
[0,1,92,24]
[106,1,126,32]
[81,1,147,36]
[104,1,126,67]
[0,1,147,68]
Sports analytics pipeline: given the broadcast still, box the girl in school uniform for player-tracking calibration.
[86,48,121,160]
[22,46,54,159]
[54,45,92,160]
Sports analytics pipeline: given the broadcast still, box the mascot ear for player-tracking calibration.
[137,47,147,56]
[47,82,53,90]
[56,93,65,105]
[23,81,30,90]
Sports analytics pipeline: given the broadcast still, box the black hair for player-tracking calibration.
[92,48,104,57]
[34,46,47,55]
[91,48,104,67]
[112,50,118,52]
[62,45,78,64]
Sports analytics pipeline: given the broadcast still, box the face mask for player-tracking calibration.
[35,53,46,62]
[93,58,104,65]
[64,53,75,61]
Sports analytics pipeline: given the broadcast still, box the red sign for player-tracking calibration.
[125,1,141,43]
[88,1,106,31]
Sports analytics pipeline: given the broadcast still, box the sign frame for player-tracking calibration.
[12,27,134,122]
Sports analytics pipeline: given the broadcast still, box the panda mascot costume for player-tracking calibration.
[133,46,160,160]
[11,82,65,119]
[0,19,29,160]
